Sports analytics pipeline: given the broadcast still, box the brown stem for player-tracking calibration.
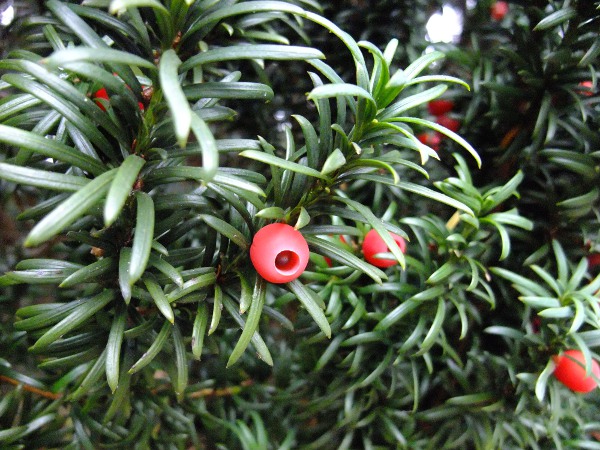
[0,375,62,400]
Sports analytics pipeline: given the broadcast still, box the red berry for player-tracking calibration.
[250,223,309,283]
[436,115,460,133]
[417,132,442,151]
[362,229,406,268]
[531,316,541,334]
[427,99,454,116]
[490,1,509,21]
[93,84,145,112]
[553,350,600,393]
[588,253,600,269]
[93,88,110,111]
[578,81,595,97]
[321,235,350,268]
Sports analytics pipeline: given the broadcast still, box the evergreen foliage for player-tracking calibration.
[0,0,599,448]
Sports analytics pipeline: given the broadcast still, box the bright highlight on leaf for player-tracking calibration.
[227,277,266,367]
[43,47,157,69]
[160,49,191,147]
[104,154,145,226]
[25,169,117,247]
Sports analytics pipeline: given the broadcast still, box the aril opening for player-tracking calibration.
[275,250,300,274]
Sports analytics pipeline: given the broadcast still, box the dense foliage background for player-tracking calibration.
[1,0,599,448]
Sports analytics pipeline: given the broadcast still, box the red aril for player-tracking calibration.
[490,1,509,21]
[362,229,406,268]
[250,223,309,283]
[427,99,454,116]
[417,132,442,151]
[436,115,460,133]
[553,350,600,393]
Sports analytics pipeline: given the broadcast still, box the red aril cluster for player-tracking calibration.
[422,98,460,151]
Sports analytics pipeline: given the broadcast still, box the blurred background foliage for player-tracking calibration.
[1,0,599,448]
